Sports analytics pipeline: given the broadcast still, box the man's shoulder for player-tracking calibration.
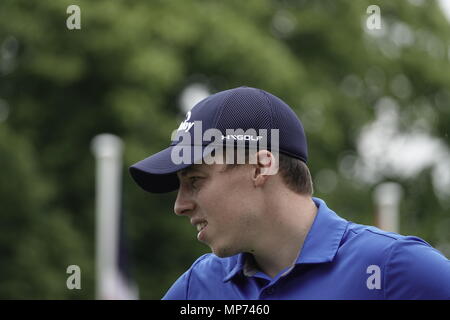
[344,221,433,251]
[189,253,238,277]
[336,222,450,299]
[343,221,449,274]
[162,253,237,299]
[338,221,448,269]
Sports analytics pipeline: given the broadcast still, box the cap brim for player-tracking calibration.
[129,145,209,193]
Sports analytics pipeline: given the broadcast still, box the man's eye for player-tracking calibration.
[189,176,201,187]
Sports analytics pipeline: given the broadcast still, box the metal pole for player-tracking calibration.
[373,182,403,233]
[91,133,123,299]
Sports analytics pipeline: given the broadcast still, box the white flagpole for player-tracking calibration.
[91,133,123,300]
[373,182,403,233]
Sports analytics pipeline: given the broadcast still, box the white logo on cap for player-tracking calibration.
[221,134,263,141]
[177,111,195,132]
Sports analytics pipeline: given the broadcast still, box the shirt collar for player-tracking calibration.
[296,197,348,264]
[223,197,349,282]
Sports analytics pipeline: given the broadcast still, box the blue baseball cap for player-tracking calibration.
[129,86,308,193]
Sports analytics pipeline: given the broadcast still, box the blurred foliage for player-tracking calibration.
[0,0,449,299]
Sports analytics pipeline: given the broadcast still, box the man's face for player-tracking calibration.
[175,163,262,257]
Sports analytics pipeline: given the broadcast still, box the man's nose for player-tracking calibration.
[174,187,195,216]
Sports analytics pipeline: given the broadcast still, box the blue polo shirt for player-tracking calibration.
[163,197,450,299]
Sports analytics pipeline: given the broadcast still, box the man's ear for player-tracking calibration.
[252,150,279,187]
[258,150,279,176]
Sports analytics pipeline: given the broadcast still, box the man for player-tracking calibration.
[130,86,450,299]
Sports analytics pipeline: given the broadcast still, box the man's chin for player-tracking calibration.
[211,246,238,258]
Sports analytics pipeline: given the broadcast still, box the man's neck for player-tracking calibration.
[250,196,318,279]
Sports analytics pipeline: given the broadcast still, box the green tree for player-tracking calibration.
[0,0,448,299]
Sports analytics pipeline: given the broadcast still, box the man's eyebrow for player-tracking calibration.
[179,166,205,177]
